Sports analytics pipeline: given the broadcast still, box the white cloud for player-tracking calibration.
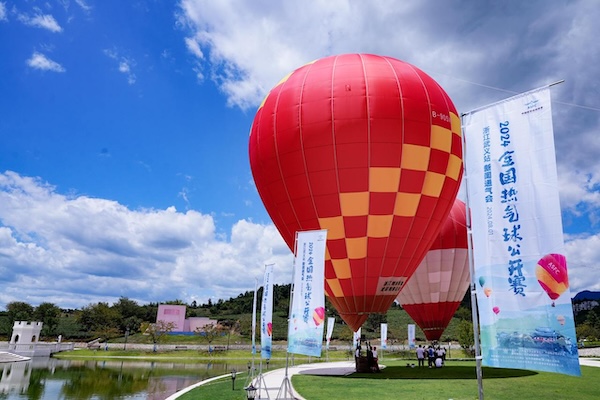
[0,172,291,309]
[104,49,137,84]
[0,2,7,21]
[19,13,63,32]
[26,52,65,72]
[75,0,92,13]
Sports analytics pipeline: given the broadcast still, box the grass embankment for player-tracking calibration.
[183,360,600,400]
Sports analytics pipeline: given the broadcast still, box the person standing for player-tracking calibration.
[427,346,435,368]
[416,345,425,368]
[372,346,380,372]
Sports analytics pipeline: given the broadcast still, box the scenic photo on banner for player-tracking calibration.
[260,264,274,360]
[463,87,580,376]
[380,323,388,350]
[287,230,327,357]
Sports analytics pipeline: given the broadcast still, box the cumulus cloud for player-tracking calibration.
[26,52,65,72]
[0,171,291,309]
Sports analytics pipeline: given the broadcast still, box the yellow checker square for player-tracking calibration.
[394,192,421,216]
[369,167,401,192]
[318,216,345,240]
[367,215,394,238]
[346,237,367,259]
[326,278,344,297]
[422,171,446,197]
[340,192,369,216]
[430,125,452,153]
[450,112,461,135]
[401,144,430,171]
[446,154,463,181]
[331,258,351,279]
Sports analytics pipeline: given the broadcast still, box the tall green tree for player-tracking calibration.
[77,302,120,339]
[33,302,61,338]
[6,301,34,325]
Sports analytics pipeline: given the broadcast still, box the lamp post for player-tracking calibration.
[124,329,130,350]
[244,383,257,400]
[231,369,237,390]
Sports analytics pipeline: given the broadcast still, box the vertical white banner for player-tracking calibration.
[380,323,388,350]
[288,229,328,357]
[261,264,274,359]
[464,87,580,376]
[325,317,335,350]
[407,324,415,349]
[352,327,362,350]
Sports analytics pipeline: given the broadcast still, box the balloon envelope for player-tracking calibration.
[396,199,469,341]
[249,54,463,331]
[535,253,568,301]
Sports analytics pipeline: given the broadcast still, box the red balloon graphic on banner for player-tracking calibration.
[396,199,470,341]
[535,253,569,306]
[249,54,463,331]
[493,306,500,315]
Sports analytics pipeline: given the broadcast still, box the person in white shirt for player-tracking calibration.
[416,345,425,368]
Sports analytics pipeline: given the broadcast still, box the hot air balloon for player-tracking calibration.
[249,54,463,331]
[484,287,492,298]
[535,253,569,306]
[396,199,469,341]
[493,306,500,315]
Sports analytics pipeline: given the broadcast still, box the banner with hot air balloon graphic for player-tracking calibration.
[463,87,580,376]
[260,264,274,359]
[288,229,327,357]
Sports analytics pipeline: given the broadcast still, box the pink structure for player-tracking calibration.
[156,305,217,333]
[156,305,186,331]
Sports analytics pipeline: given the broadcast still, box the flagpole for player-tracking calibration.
[251,277,258,380]
[277,232,299,400]
[462,113,485,400]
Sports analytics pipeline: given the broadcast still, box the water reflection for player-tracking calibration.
[0,357,266,399]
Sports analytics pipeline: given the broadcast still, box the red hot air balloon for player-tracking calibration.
[249,54,463,331]
[396,199,469,341]
[535,253,569,306]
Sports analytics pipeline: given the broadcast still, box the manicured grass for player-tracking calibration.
[292,360,599,400]
[176,376,245,400]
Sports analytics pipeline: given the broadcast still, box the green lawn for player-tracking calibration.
[182,360,599,400]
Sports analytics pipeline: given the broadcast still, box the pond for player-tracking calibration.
[0,357,279,399]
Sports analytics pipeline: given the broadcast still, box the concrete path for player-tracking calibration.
[249,361,356,400]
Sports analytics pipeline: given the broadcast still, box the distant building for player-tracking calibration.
[156,305,217,334]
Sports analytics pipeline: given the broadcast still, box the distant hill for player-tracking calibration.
[573,290,600,302]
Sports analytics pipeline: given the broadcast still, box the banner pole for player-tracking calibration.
[462,113,485,400]
[277,231,299,399]
[251,278,258,381]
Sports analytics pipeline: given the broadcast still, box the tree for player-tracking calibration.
[456,320,475,354]
[77,302,120,339]
[6,301,34,325]
[33,302,61,338]
[195,322,224,354]
[141,320,175,352]
[112,297,144,333]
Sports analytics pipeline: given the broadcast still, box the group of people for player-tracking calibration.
[415,344,446,368]
[355,342,381,372]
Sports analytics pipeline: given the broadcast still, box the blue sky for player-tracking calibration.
[1,0,599,310]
